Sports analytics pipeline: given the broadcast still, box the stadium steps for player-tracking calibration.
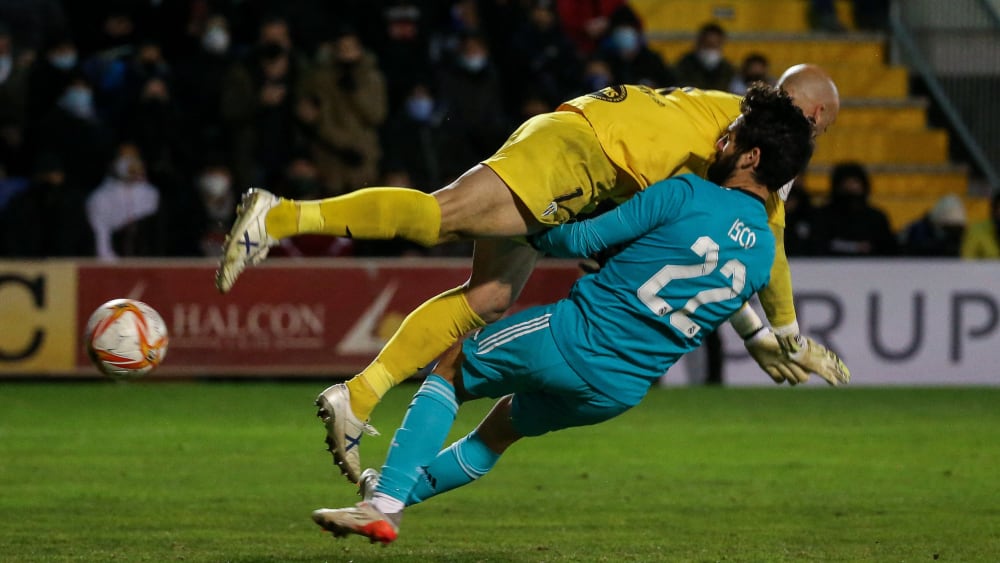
[636,0,976,230]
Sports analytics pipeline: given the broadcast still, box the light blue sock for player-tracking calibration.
[406,430,501,506]
[375,375,459,504]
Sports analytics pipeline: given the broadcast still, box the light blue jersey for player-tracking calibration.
[532,173,775,405]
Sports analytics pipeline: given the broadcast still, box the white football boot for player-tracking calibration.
[215,188,280,294]
[315,384,380,483]
[312,502,400,544]
[358,468,380,502]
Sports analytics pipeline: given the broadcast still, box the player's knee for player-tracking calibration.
[465,285,514,324]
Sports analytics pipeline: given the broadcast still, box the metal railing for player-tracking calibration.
[891,0,1000,192]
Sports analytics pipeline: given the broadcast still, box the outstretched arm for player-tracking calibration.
[532,179,686,258]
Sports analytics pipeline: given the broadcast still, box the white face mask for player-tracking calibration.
[461,54,487,73]
[114,156,135,179]
[202,26,230,54]
[696,48,723,70]
[49,51,77,70]
[198,173,231,198]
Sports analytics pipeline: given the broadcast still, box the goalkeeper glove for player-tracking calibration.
[744,329,811,385]
[729,305,810,385]
[773,323,851,386]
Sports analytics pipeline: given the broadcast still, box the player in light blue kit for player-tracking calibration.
[311,84,817,544]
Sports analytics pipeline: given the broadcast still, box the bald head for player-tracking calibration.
[777,64,840,136]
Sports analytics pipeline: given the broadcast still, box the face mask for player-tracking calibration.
[198,173,231,198]
[59,86,94,119]
[49,51,78,70]
[202,26,230,55]
[460,54,486,73]
[113,156,136,179]
[612,27,640,54]
[696,48,722,69]
[406,96,434,122]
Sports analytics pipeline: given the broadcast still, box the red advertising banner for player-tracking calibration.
[76,259,581,376]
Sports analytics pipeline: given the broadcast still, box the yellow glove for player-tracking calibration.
[730,304,809,385]
[773,323,851,386]
[744,329,811,385]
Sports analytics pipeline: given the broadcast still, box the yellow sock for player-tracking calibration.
[263,188,442,246]
[345,287,485,420]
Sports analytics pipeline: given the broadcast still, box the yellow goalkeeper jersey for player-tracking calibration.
[560,84,794,325]
[559,84,786,228]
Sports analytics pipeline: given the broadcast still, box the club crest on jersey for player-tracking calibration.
[728,218,757,249]
[587,85,627,102]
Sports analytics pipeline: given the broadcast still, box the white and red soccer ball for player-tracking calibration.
[85,299,169,378]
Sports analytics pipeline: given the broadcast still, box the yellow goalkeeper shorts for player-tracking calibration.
[482,111,622,226]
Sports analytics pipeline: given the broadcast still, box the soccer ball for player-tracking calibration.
[85,299,169,378]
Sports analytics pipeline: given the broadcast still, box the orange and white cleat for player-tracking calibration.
[312,502,400,545]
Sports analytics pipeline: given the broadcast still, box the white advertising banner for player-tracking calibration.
[668,259,1000,386]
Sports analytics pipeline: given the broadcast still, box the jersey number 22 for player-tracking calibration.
[636,236,746,338]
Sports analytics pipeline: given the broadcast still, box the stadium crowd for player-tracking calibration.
[0,0,993,261]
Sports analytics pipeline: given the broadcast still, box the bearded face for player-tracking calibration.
[706,149,742,186]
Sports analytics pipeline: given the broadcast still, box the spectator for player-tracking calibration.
[220,15,304,190]
[729,52,773,95]
[30,73,116,194]
[85,141,163,260]
[595,19,675,88]
[434,30,508,180]
[84,37,172,131]
[0,22,30,175]
[189,161,236,257]
[811,162,898,256]
[508,0,583,108]
[26,33,80,127]
[372,2,432,110]
[674,23,736,92]
[125,77,191,193]
[173,14,235,158]
[296,26,387,196]
[961,192,1000,259]
[0,153,92,257]
[783,179,818,256]
[381,81,445,191]
[899,194,967,256]
[555,0,626,57]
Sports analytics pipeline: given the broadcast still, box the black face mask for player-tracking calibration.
[832,192,867,209]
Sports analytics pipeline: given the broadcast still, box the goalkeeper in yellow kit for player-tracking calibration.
[216,63,849,483]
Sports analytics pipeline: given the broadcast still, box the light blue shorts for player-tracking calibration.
[460,304,632,437]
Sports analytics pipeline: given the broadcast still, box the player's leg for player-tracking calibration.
[215,164,530,293]
[404,394,514,505]
[215,111,608,294]
[316,237,539,483]
[312,343,469,543]
[406,312,635,507]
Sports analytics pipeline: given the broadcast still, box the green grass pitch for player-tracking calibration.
[1,382,998,562]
